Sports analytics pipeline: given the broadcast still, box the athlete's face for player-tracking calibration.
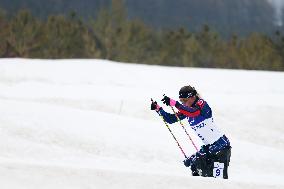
[179,98,189,104]
[180,96,196,107]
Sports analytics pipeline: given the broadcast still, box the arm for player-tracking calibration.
[161,95,202,118]
[174,101,201,117]
[157,107,186,124]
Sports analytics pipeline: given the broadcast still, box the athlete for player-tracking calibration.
[151,85,231,179]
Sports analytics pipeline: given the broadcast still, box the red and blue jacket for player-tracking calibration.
[157,97,230,154]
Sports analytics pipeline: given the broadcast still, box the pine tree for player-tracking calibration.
[6,10,43,57]
[43,13,88,58]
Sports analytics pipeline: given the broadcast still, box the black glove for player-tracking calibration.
[151,100,161,111]
[151,101,158,110]
[183,159,191,167]
[183,154,196,167]
[161,95,171,106]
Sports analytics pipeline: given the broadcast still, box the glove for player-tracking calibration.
[151,100,161,111]
[161,95,176,106]
[183,154,196,167]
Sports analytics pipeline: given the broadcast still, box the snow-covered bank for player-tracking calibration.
[0,58,283,188]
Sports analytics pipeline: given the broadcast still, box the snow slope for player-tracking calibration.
[0,58,283,189]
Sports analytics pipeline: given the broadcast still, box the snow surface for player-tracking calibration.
[0,58,283,189]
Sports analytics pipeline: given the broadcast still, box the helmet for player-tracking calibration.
[179,85,197,98]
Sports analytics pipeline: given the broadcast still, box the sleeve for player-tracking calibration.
[174,101,201,117]
[157,107,186,124]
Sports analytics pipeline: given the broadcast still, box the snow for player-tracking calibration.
[0,58,283,188]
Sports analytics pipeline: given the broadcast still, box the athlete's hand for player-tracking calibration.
[183,154,196,167]
[161,95,176,106]
[150,99,161,111]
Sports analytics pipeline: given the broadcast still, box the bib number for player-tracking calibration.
[213,162,224,178]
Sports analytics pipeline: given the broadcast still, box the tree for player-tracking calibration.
[43,13,89,58]
[0,9,9,57]
[194,24,222,68]
[238,33,282,70]
[5,10,44,57]
[92,0,128,60]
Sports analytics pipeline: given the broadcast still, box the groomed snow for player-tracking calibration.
[0,58,283,189]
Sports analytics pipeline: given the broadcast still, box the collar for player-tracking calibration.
[192,96,199,107]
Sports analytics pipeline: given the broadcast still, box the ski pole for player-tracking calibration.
[151,99,187,159]
[166,96,199,152]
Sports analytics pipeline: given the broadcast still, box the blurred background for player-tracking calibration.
[0,0,284,71]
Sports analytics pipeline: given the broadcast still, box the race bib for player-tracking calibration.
[213,162,224,178]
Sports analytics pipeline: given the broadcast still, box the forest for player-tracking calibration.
[1,0,281,36]
[0,0,283,71]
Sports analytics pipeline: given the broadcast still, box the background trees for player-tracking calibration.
[0,1,283,71]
